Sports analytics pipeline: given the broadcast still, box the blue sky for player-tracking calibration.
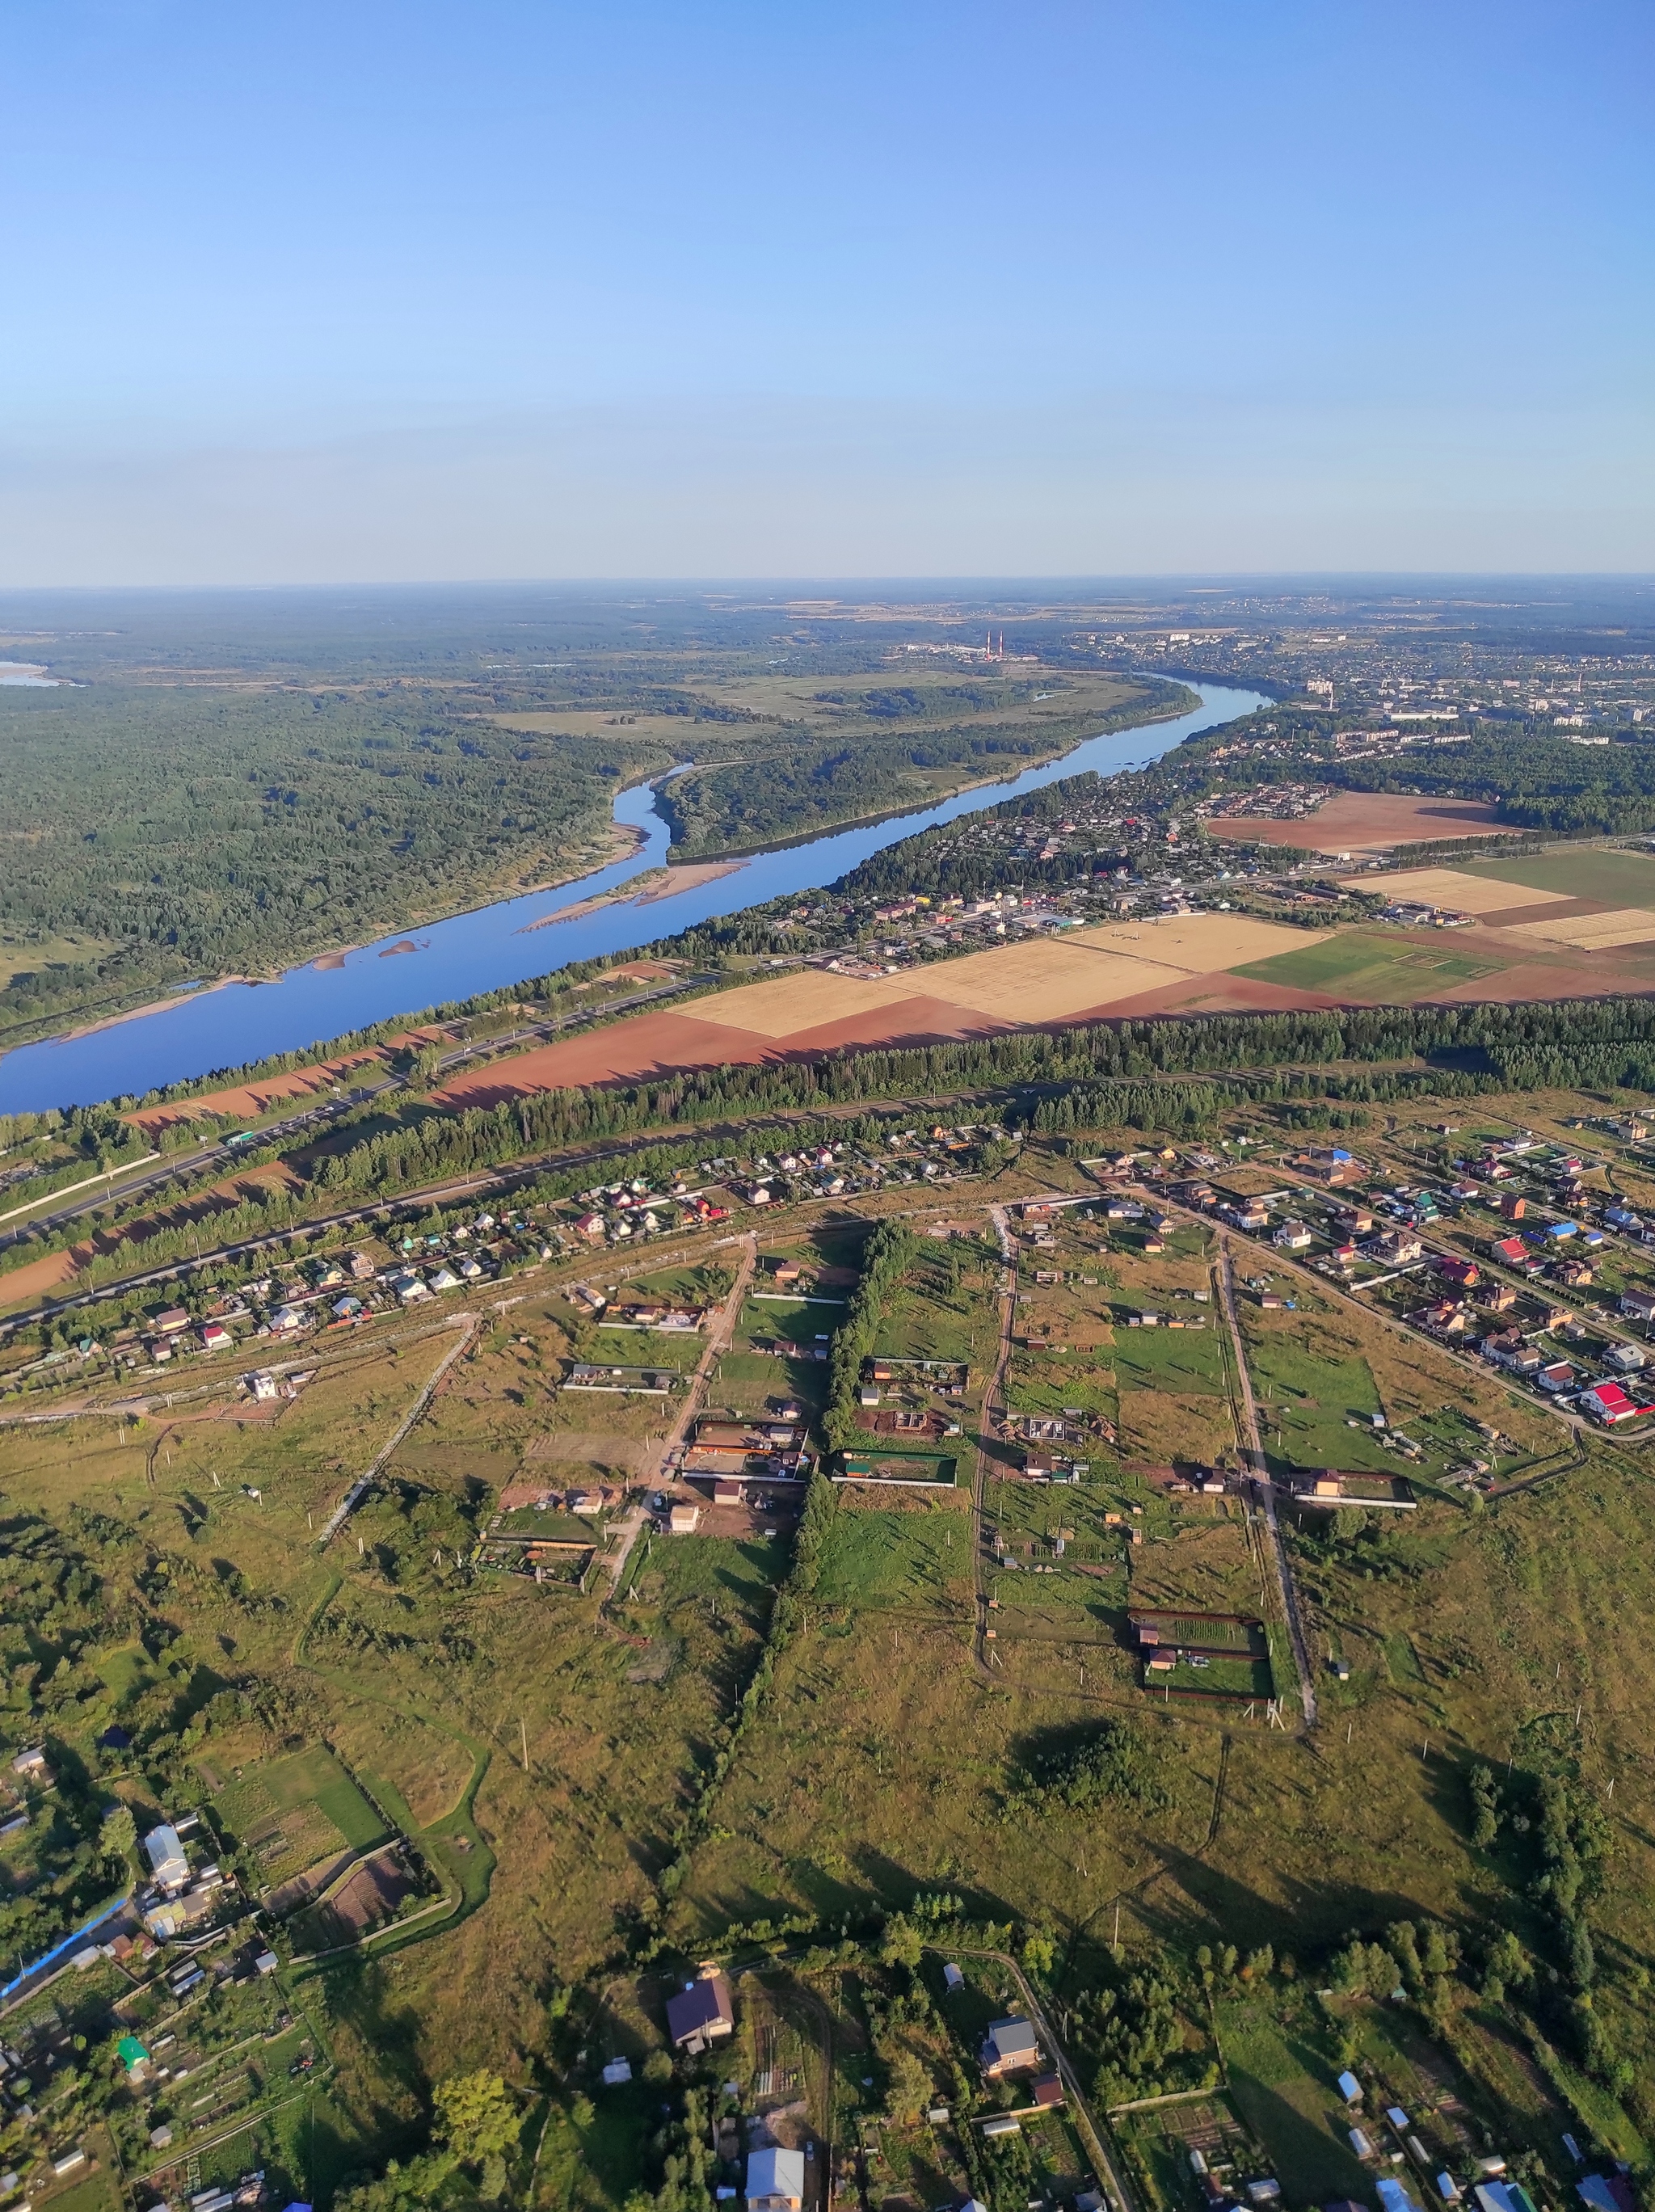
[3,0,1650,581]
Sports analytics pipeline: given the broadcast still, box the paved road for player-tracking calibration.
[0,971,720,1266]
[1215,1236,1318,1729]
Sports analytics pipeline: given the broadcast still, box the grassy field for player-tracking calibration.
[9,1127,1655,2209]
[1214,1995,1383,2205]
[1460,847,1655,904]
[1232,928,1512,997]
[814,1498,973,1612]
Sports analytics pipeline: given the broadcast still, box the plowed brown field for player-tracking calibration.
[1236,792,1506,854]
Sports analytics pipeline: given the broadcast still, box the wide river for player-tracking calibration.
[0,683,1263,1114]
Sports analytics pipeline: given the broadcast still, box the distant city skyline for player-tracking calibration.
[3,0,1650,583]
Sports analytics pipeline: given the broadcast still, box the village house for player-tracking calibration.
[1220,1200,1270,1232]
[980,2016,1042,2078]
[143,1823,188,1895]
[1581,1380,1641,1424]
[746,2151,806,2212]
[1330,1204,1375,1237]
[1293,1148,1365,1187]
[1409,1300,1470,1338]
[665,1965,735,2052]
[1367,1229,1423,1265]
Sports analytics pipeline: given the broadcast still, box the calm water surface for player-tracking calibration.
[0,683,1262,1112]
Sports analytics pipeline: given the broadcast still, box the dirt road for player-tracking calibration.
[647,1232,758,1492]
[935,1942,1139,2212]
[1215,1237,1317,1727]
[318,1312,479,1544]
[972,1233,1017,1680]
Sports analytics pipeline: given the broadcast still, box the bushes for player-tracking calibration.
[646,1468,837,1933]
[1007,1717,1173,1818]
[823,1220,914,1451]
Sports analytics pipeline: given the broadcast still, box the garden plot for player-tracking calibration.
[213,1742,389,1894]
[287,1843,427,1953]
[872,1238,1000,1372]
[1126,1501,1266,1621]
[1113,2092,1275,2212]
[1110,1320,1236,1466]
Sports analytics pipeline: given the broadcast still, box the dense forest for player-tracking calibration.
[0,684,664,1043]
[1328,731,1655,834]
[656,680,1193,855]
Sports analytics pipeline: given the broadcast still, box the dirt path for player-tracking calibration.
[1215,1237,1317,1728]
[647,1232,758,1491]
[318,1312,479,1544]
[935,1941,1139,2212]
[972,1232,1017,1682]
[600,1500,649,1602]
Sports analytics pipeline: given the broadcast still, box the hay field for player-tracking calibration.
[916,937,1188,1019]
[1072,912,1312,970]
[1232,791,1506,854]
[698,924,1307,1042]
[697,968,912,1037]
[1340,866,1573,913]
[1499,906,1655,949]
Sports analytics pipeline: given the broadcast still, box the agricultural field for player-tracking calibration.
[1458,847,1655,907]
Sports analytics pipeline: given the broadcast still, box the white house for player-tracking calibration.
[143,1824,188,1894]
[746,2150,805,2212]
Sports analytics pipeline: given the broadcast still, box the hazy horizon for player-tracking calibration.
[5,0,1650,586]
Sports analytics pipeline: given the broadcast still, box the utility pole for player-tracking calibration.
[520,1717,530,1773]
